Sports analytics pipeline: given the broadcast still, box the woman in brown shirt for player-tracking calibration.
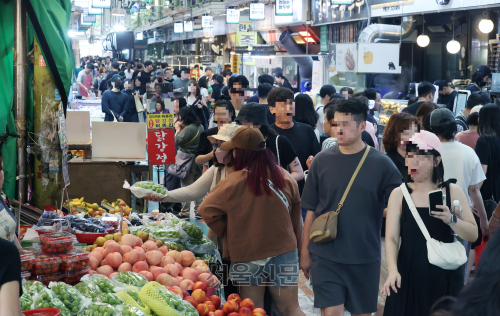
[199,127,305,316]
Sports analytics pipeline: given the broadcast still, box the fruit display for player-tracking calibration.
[182,222,203,241]
[96,292,124,305]
[25,280,45,296]
[33,253,61,274]
[19,287,33,311]
[20,249,36,272]
[111,271,149,288]
[50,282,89,313]
[120,305,149,316]
[40,232,76,253]
[75,281,99,299]
[78,302,119,316]
[126,181,167,199]
[82,274,116,293]
[63,267,91,285]
[379,100,409,125]
[32,287,72,316]
[59,249,91,272]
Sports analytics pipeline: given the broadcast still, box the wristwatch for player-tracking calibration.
[448,214,457,226]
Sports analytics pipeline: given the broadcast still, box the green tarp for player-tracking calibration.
[0,0,73,199]
[24,0,74,112]
[0,1,16,199]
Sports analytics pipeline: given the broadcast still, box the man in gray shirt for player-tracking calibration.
[76,64,94,98]
[301,98,402,316]
[173,67,191,98]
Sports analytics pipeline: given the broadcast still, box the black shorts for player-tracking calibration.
[311,255,380,314]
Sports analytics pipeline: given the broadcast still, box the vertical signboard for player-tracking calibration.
[174,22,183,33]
[320,25,328,52]
[193,17,202,30]
[92,0,111,9]
[147,114,175,165]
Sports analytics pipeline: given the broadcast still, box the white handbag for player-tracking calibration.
[400,183,467,270]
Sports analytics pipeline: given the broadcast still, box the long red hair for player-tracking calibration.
[232,148,286,196]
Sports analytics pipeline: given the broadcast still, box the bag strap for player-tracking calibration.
[275,135,280,166]
[487,140,496,200]
[267,179,290,211]
[400,183,432,242]
[336,146,370,213]
[180,127,200,149]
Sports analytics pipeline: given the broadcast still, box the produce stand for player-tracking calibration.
[17,206,267,316]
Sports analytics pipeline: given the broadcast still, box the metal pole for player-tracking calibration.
[14,0,27,204]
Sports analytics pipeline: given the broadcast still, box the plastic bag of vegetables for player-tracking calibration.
[49,282,91,315]
[115,286,151,315]
[124,180,167,199]
[111,271,149,289]
[139,282,186,316]
[81,274,117,293]
[32,287,72,316]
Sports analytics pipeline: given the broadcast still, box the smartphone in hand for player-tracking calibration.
[429,190,444,215]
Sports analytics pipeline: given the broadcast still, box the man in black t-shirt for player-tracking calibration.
[137,61,154,95]
[402,81,436,116]
[0,238,23,314]
[268,88,320,195]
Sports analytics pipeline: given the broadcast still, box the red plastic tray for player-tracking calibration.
[73,228,114,244]
[23,308,61,316]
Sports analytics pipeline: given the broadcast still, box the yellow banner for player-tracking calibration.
[147,114,175,129]
[236,22,256,66]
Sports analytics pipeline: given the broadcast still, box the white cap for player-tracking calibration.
[453,200,460,206]
[207,123,242,143]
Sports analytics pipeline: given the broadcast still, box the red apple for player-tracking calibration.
[239,307,252,316]
[209,295,221,309]
[227,293,241,305]
[193,281,208,293]
[252,308,266,316]
[184,296,201,308]
[240,298,255,311]
[223,301,239,314]
[197,303,210,316]
[192,289,206,302]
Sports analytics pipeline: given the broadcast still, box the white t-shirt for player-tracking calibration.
[315,103,326,135]
[200,88,209,98]
[441,141,486,206]
[124,69,133,79]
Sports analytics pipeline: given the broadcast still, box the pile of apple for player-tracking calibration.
[180,291,266,316]
[88,233,219,292]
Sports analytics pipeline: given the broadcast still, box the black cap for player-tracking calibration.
[477,65,492,78]
[110,74,123,83]
[111,61,120,70]
[236,102,269,126]
[430,108,456,127]
[433,80,450,91]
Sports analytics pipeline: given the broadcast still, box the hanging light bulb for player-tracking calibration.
[447,15,461,54]
[417,15,430,48]
[479,19,494,34]
[146,4,151,9]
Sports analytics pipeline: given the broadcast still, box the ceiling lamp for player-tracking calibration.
[417,15,430,47]
[447,15,461,54]
[479,12,494,34]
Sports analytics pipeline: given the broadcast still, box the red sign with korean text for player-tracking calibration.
[148,129,175,165]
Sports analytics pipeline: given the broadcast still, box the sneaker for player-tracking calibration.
[194,211,202,220]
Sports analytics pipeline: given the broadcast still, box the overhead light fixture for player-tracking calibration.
[417,15,430,47]
[230,51,235,55]
[146,4,151,9]
[447,15,461,54]
[479,12,494,34]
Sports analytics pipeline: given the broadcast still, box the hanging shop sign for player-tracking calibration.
[226,8,240,24]
[190,69,201,81]
[91,0,111,9]
[174,22,183,33]
[202,16,214,28]
[332,0,353,3]
[250,3,265,21]
[311,0,366,26]
[147,129,175,165]
[371,0,498,18]
[335,43,357,73]
[357,43,401,73]
[88,1,102,15]
[184,21,193,32]
[276,0,293,16]
[83,12,96,23]
[81,14,92,26]
[193,17,202,30]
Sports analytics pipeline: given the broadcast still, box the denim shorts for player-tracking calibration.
[229,249,299,287]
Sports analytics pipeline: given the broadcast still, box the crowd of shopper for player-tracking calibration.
[70,55,500,316]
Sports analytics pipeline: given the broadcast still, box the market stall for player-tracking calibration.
[19,201,264,316]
